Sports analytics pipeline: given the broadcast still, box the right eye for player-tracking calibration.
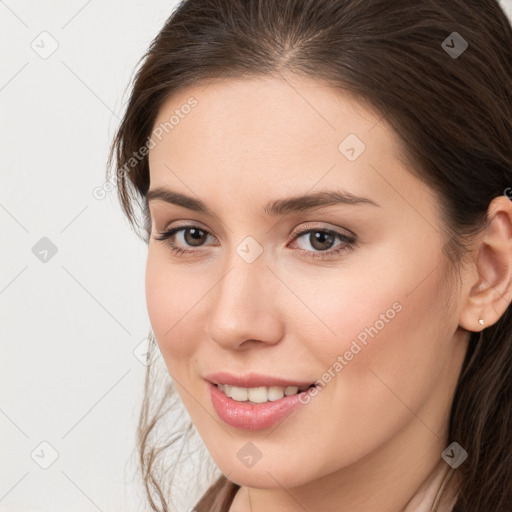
[154,225,215,256]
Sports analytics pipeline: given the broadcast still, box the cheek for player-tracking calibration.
[315,257,451,424]
[290,271,407,385]
[145,250,202,366]
[295,243,451,394]
[281,259,451,470]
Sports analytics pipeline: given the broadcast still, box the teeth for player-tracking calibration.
[230,386,248,401]
[284,385,299,396]
[248,387,268,404]
[267,386,284,401]
[217,384,309,403]
[224,384,233,398]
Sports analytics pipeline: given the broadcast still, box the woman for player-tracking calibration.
[107,0,512,510]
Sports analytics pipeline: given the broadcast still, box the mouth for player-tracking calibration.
[214,382,317,404]
[207,379,319,430]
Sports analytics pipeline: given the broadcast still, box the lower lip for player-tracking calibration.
[208,381,314,430]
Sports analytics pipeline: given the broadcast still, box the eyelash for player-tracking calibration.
[154,223,357,261]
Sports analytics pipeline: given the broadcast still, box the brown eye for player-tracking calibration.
[154,225,214,255]
[307,231,336,251]
[182,227,208,246]
[289,225,357,260]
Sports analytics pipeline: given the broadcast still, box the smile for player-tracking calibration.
[216,383,315,403]
[208,381,318,430]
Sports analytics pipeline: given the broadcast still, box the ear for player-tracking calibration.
[459,195,512,332]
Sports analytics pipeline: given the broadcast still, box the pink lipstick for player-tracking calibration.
[205,372,318,430]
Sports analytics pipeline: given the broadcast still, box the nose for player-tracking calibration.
[206,257,285,351]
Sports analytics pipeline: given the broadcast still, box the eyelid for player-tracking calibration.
[289,221,356,239]
[158,218,208,232]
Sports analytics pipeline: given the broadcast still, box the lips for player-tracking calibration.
[207,381,312,430]
[205,371,316,389]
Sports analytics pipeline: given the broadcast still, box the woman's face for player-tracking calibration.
[145,74,470,490]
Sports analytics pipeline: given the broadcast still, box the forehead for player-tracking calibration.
[147,74,428,215]
[150,74,389,158]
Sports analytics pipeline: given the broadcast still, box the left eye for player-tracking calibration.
[153,224,357,260]
[290,228,355,257]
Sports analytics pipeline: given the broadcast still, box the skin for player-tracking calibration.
[145,73,512,512]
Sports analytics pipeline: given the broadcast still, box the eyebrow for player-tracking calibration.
[146,186,380,216]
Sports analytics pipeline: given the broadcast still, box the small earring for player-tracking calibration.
[478,318,484,326]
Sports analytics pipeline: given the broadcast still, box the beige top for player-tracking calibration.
[403,460,459,512]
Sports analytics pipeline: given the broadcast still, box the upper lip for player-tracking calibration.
[205,371,316,389]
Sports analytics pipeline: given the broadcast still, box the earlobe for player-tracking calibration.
[459,195,512,332]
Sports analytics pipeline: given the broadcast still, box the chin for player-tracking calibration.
[214,455,316,489]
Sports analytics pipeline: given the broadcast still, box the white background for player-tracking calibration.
[1,1,512,511]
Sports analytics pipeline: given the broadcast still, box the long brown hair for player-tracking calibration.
[107,0,512,510]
